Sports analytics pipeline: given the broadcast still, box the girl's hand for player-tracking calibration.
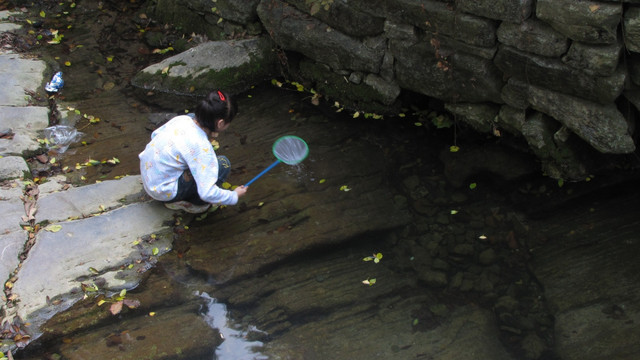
[234,185,248,198]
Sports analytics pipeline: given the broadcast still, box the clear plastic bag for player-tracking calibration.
[43,125,84,153]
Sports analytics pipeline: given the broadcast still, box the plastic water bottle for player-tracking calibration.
[45,71,64,93]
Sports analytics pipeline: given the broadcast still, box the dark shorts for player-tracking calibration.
[167,155,231,205]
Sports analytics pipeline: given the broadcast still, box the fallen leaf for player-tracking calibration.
[109,301,123,315]
[35,154,48,163]
[362,278,376,286]
[123,299,141,308]
[44,224,62,232]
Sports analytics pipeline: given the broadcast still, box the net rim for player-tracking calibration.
[272,135,309,165]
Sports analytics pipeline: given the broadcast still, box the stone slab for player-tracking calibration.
[0,131,41,156]
[37,175,146,222]
[0,180,27,235]
[0,54,48,106]
[12,200,176,323]
[0,106,50,131]
[0,23,21,33]
[0,155,29,180]
[0,230,25,283]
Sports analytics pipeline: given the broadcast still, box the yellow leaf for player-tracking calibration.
[97,299,106,306]
[40,10,46,17]
[221,182,231,189]
[149,312,156,316]
[152,247,159,256]
[589,4,600,12]
[319,179,326,184]
[353,111,360,118]
[45,224,63,232]
[449,145,460,152]
[64,61,71,66]
[161,66,169,75]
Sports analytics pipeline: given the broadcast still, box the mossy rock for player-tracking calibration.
[131,37,278,110]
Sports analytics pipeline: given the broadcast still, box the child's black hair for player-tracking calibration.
[194,90,238,132]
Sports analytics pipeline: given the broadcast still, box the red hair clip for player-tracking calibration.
[217,90,226,101]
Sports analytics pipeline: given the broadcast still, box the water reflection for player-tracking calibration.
[197,292,268,360]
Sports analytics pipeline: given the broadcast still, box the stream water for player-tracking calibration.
[6,1,640,359]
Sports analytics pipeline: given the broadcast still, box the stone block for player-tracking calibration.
[527,84,635,154]
[393,38,503,103]
[257,0,383,73]
[536,0,621,44]
[624,6,640,52]
[387,0,496,47]
[562,41,623,76]
[286,0,385,37]
[495,45,625,104]
[497,18,569,58]
[457,0,533,23]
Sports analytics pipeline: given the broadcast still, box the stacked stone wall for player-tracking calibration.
[148,0,640,180]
